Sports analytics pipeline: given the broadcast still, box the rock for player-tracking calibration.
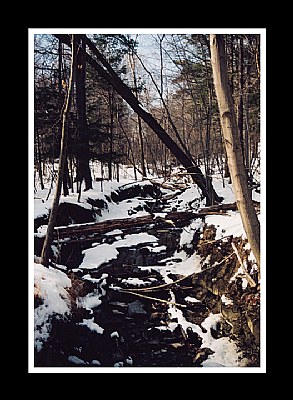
[125,356,133,366]
[114,361,124,367]
[210,321,221,339]
[211,318,232,339]
[183,304,209,325]
[193,348,214,366]
[246,315,260,343]
[127,300,147,316]
[57,202,95,226]
[202,291,221,313]
[149,312,166,323]
[112,309,124,315]
[169,342,185,349]
[186,327,202,347]
[68,355,88,365]
[221,303,239,324]
[91,359,101,366]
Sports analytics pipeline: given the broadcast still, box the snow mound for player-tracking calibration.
[34,263,72,351]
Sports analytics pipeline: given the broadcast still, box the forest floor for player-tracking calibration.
[32,168,262,372]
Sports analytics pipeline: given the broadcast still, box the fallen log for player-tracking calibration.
[53,201,251,242]
[53,211,200,240]
[198,201,260,213]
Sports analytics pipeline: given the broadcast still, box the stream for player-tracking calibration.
[34,182,260,368]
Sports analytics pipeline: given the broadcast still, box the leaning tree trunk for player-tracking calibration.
[41,35,75,268]
[53,34,222,206]
[210,34,260,269]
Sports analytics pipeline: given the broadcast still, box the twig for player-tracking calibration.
[117,288,187,308]
[119,273,193,293]
[231,242,256,287]
[199,234,233,245]
[116,252,236,294]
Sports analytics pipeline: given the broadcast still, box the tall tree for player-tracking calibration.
[75,35,92,191]
[41,35,76,267]
[128,50,147,177]
[210,34,260,269]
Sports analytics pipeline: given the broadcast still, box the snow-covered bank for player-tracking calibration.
[34,263,72,351]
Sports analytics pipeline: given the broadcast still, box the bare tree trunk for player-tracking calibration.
[108,90,114,180]
[58,38,70,197]
[117,118,139,179]
[41,35,75,268]
[128,51,147,177]
[35,128,44,190]
[237,35,245,166]
[75,35,92,191]
[210,34,260,269]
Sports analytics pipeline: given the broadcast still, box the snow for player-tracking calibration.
[153,212,167,218]
[153,250,203,281]
[145,245,167,253]
[173,185,202,210]
[77,290,102,310]
[33,177,149,223]
[34,263,72,351]
[205,211,244,240]
[77,273,108,312]
[98,196,149,222]
[82,273,108,283]
[80,243,119,270]
[179,220,203,248]
[78,318,104,334]
[36,225,48,237]
[116,232,158,247]
[105,229,123,236]
[160,298,246,367]
[185,296,201,303]
[121,277,157,287]
[221,294,233,306]
[201,313,247,367]
[79,233,158,270]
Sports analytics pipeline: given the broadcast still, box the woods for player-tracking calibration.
[32,30,263,371]
[34,33,260,204]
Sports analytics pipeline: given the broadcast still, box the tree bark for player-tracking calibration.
[58,39,69,197]
[237,36,245,165]
[35,128,44,190]
[75,35,92,191]
[210,34,260,269]
[54,34,222,206]
[41,35,76,267]
[128,51,147,177]
[108,90,114,180]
